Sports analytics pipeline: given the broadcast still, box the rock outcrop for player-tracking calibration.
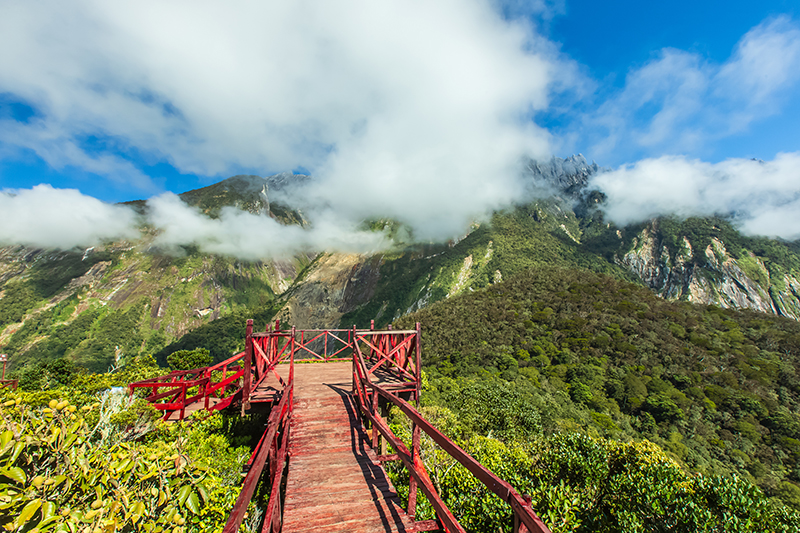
[619,222,799,318]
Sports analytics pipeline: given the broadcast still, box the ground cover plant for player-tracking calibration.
[0,355,261,533]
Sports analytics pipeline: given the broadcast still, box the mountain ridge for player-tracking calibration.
[2,157,800,373]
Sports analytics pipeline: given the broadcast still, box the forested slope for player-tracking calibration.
[395,266,800,517]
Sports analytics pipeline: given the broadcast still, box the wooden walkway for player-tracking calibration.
[271,362,416,532]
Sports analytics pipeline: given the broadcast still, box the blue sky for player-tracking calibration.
[1,0,799,251]
[545,0,800,165]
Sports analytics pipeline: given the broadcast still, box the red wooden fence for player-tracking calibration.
[130,319,552,533]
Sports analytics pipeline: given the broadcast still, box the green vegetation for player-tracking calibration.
[168,348,212,371]
[0,355,270,532]
[342,206,630,328]
[0,251,114,329]
[1,244,286,374]
[387,405,799,532]
[391,266,800,527]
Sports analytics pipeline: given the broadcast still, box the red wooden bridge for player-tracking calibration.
[129,320,552,533]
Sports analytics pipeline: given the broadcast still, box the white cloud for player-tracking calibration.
[0,185,389,258]
[590,152,800,240]
[0,185,139,249]
[577,16,800,163]
[0,120,157,192]
[0,0,559,241]
[147,193,387,260]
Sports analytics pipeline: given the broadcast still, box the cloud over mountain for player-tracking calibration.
[0,0,561,241]
[590,152,800,240]
[0,185,139,249]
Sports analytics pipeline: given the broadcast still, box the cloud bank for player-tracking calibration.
[0,185,139,249]
[0,0,560,241]
[2,152,800,257]
[590,152,800,240]
[147,193,387,260]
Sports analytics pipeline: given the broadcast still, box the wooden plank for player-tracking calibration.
[282,362,415,533]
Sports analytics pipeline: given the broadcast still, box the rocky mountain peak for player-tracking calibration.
[525,154,605,197]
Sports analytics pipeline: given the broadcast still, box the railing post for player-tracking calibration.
[242,319,253,415]
[371,383,379,449]
[513,495,533,533]
[180,383,187,420]
[415,322,422,407]
[380,403,388,457]
[291,326,296,362]
[352,324,358,398]
[407,422,420,518]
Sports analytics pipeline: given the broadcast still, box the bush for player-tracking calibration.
[167,348,212,371]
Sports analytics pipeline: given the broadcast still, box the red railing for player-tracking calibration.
[223,356,293,533]
[128,350,246,420]
[0,380,18,390]
[130,318,551,532]
[352,325,551,533]
[352,322,421,397]
[251,319,356,365]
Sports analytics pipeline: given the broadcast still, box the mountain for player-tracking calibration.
[2,158,800,375]
[328,155,800,328]
[0,173,320,372]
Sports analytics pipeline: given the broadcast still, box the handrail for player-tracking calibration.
[0,379,18,390]
[223,354,293,533]
[351,324,551,533]
[129,351,247,420]
[352,347,463,532]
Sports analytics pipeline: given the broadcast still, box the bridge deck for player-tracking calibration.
[278,362,416,532]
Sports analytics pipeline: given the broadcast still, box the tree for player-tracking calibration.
[167,348,212,371]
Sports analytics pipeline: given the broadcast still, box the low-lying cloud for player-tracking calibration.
[0,185,139,249]
[147,193,387,260]
[0,186,388,259]
[2,151,800,258]
[590,152,800,240]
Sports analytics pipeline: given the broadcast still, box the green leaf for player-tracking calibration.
[18,498,42,527]
[131,501,146,517]
[41,500,56,520]
[9,442,25,464]
[0,430,13,451]
[63,433,79,449]
[176,485,192,507]
[1,466,26,484]
[195,482,209,503]
[185,491,200,515]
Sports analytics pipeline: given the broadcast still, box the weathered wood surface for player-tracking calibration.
[280,362,416,532]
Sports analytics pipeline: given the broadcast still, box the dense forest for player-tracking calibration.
[388,266,800,529]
